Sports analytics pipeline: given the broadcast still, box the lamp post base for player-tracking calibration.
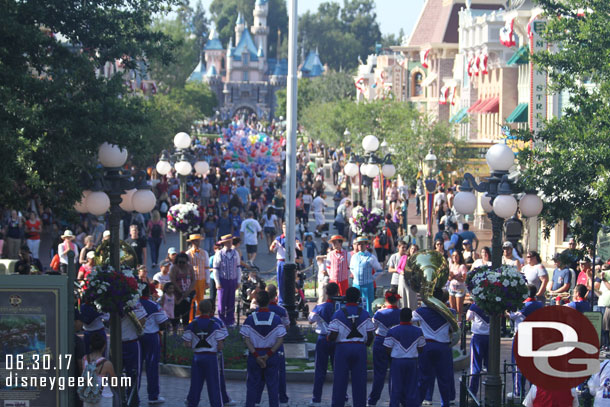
[282,263,304,343]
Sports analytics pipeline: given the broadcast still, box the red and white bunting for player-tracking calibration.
[439,85,450,105]
[448,85,457,105]
[354,77,365,94]
[420,48,431,69]
[467,57,473,77]
[527,13,541,40]
[473,55,480,76]
[500,18,516,47]
[478,52,488,75]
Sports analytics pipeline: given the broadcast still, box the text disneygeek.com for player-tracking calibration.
[4,373,132,391]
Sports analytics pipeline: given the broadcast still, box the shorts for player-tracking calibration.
[264,226,276,236]
[375,247,387,263]
[448,285,466,297]
[246,244,258,254]
[314,212,325,226]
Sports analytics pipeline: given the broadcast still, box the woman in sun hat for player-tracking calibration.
[58,230,77,274]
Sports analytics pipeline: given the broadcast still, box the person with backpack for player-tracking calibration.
[78,331,115,407]
[147,210,165,268]
[373,225,393,267]
[446,223,463,255]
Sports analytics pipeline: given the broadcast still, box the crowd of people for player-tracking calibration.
[4,116,610,407]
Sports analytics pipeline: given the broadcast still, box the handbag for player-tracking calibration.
[50,254,60,271]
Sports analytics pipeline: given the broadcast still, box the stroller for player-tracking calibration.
[236,265,265,326]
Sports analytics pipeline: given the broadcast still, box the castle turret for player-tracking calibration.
[251,0,269,58]
[235,12,245,46]
[204,26,224,77]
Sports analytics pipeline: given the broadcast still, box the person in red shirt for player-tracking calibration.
[522,384,578,407]
[25,212,42,260]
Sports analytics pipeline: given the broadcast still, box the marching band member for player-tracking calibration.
[121,294,147,405]
[465,302,489,396]
[139,283,169,404]
[384,308,426,407]
[413,288,455,407]
[240,290,286,407]
[183,299,228,407]
[368,290,402,406]
[308,282,340,406]
[328,287,375,407]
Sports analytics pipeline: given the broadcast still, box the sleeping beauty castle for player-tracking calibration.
[188,0,325,121]
[188,0,324,120]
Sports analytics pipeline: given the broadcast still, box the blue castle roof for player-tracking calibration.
[268,58,288,76]
[206,64,218,77]
[236,12,245,25]
[231,29,258,61]
[256,0,269,4]
[300,49,325,78]
[204,27,223,51]
[187,58,206,82]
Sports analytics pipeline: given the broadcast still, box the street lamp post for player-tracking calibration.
[156,132,210,252]
[453,143,542,407]
[423,150,437,249]
[76,143,157,406]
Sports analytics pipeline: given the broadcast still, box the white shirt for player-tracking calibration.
[313,196,326,213]
[387,252,403,286]
[466,309,490,335]
[153,271,171,285]
[240,218,262,245]
[122,303,147,341]
[303,194,313,205]
[471,259,491,269]
[588,359,610,406]
[263,214,277,228]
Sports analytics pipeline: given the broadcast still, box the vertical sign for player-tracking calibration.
[529,20,547,131]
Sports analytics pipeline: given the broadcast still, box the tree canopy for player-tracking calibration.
[301,99,465,186]
[515,0,610,246]
[0,0,220,213]
[298,0,382,71]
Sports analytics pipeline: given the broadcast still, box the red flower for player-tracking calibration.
[494,282,502,287]
[483,281,489,287]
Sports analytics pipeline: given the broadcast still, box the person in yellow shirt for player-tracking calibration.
[187,234,210,322]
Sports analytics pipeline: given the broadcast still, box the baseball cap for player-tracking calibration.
[86,251,95,259]
[502,241,513,249]
[168,247,177,255]
[102,230,110,238]
[160,260,171,267]
[463,239,471,245]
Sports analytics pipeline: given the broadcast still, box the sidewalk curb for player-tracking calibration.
[160,349,469,381]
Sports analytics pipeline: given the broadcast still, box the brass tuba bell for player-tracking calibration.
[405,250,460,346]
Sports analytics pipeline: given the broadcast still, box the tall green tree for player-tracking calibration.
[275,71,356,118]
[301,99,465,186]
[299,0,382,71]
[515,0,610,246]
[209,0,287,59]
[0,0,178,212]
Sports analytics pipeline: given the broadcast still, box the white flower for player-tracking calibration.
[97,289,103,294]
[495,297,501,302]
[502,280,510,287]
[479,294,486,299]
[510,280,518,287]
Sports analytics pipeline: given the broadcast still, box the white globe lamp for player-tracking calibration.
[74,190,91,213]
[156,160,172,176]
[344,162,359,177]
[174,132,192,149]
[366,164,379,178]
[119,188,136,212]
[519,193,543,218]
[98,143,128,168]
[381,163,396,178]
[486,143,515,172]
[174,160,192,176]
[453,191,477,214]
[360,163,369,175]
[86,191,111,216]
[481,193,493,213]
[194,161,210,176]
[362,135,380,152]
[132,189,157,213]
[493,194,518,219]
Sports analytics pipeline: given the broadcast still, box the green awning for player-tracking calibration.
[507,46,529,66]
[506,103,528,123]
[449,107,468,124]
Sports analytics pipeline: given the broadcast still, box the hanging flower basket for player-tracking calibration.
[82,265,140,317]
[466,265,528,315]
[167,202,202,234]
[349,206,385,237]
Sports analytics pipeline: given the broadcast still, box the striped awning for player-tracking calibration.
[478,97,499,114]
[449,107,468,123]
[507,46,529,66]
[506,103,528,123]
[468,98,485,113]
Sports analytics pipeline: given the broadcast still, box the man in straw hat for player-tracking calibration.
[187,234,210,322]
[326,235,351,296]
[58,230,78,274]
[349,236,382,314]
[212,234,242,326]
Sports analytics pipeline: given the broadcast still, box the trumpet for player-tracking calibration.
[545,291,571,300]
[128,310,144,336]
